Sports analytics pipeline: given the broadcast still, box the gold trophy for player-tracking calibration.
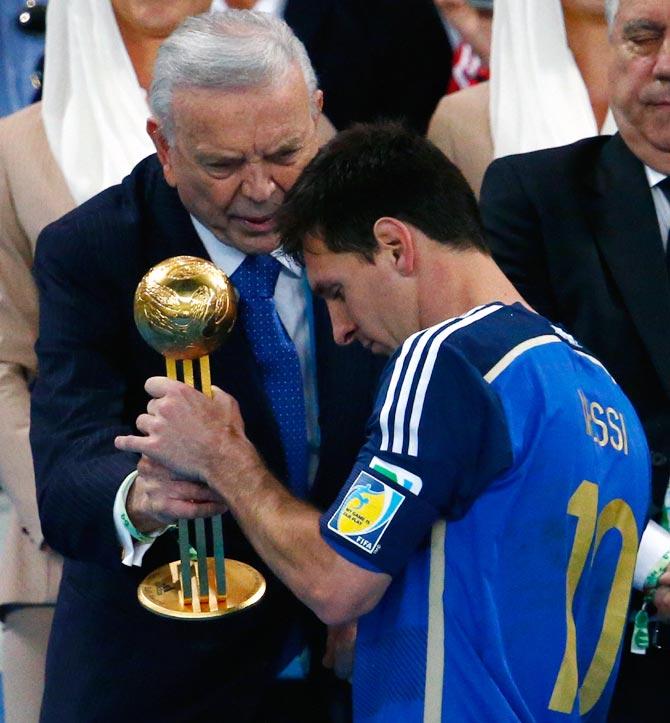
[133,255,265,619]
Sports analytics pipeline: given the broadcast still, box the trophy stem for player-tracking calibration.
[183,358,194,387]
[200,354,212,398]
[194,517,210,602]
[146,353,241,615]
[178,518,193,603]
[211,514,227,598]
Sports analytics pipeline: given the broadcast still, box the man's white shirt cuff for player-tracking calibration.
[113,470,170,566]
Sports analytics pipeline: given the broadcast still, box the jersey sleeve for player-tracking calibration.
[321,340,513,575]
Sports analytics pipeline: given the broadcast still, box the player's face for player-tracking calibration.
[303,237,404,356]
[152,66,322,255]
[608,0,670,171]
[111,0,212,38]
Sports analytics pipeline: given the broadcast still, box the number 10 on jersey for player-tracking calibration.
[549,480,638,715]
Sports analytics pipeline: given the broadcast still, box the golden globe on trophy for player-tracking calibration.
[133,255,265,619]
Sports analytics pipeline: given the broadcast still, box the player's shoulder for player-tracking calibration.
[444,303,584,376]
[386,303,582,386]
[385,302,584,398]
[381,302,584,402]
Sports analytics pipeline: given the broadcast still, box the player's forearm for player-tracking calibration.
[208,456,372,624]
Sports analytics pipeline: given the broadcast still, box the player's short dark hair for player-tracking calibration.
[277,122,488,262]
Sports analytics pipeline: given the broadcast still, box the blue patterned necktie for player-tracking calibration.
[232,254,309,498]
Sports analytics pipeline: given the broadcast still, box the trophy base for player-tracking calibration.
[137,558,266,620]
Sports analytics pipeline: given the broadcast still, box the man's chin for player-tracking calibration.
[226,229,281,256]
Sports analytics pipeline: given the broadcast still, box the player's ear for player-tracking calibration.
[147,118,177,188]
[372,217,415,276]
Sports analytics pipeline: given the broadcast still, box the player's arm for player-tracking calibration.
[115,377,390,624]
[116,341,512,621]
[208,457,391,625]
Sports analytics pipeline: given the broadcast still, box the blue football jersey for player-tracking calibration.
[321,303,650,723]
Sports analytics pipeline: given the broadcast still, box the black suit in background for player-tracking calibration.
[285,0,452,134]
[30,155,382,722]
[480,133,670,722]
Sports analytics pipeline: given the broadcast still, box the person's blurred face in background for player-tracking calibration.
[434,0,493,63]
[110,0,213,89]
[111,0,212,39]
[561,0,606,18]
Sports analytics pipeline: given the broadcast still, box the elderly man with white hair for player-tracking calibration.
[29,10,380,722]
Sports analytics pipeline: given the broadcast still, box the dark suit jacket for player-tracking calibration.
[480,134,670,514]
[285,0,452,133]
[31,154,381,722]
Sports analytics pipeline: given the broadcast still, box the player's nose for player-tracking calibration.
[329,305,357,346]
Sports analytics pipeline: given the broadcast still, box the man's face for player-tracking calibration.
[152,66,322,255]
[303,237,404,356]
[609,0,670,170]
[111,0,212,38]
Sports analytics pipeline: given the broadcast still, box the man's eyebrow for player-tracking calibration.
[622,18,665,36]
[267,139,303,155]
[195,150,244,163]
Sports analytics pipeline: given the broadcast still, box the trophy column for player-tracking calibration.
[133,255,265,619]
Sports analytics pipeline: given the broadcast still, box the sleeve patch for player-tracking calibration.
[326,470,405,554]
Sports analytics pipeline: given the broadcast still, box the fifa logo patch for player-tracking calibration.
[327,470,405,554]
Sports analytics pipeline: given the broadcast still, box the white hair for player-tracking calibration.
[149,10,318,142]
[605,0,620,29]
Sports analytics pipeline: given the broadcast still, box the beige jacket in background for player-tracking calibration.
[0,102,73,611]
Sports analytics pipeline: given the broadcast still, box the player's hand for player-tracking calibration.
[126,455,227,532]
[322,621,357,681]
[115,377,260,499]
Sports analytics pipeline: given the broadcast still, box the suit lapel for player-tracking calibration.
[590,134,670,399]
[145,158,207,266]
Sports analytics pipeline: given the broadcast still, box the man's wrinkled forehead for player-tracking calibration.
[616,0,669,25]
[170,80,313,140]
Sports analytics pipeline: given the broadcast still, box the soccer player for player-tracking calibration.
[116,124,651,722]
